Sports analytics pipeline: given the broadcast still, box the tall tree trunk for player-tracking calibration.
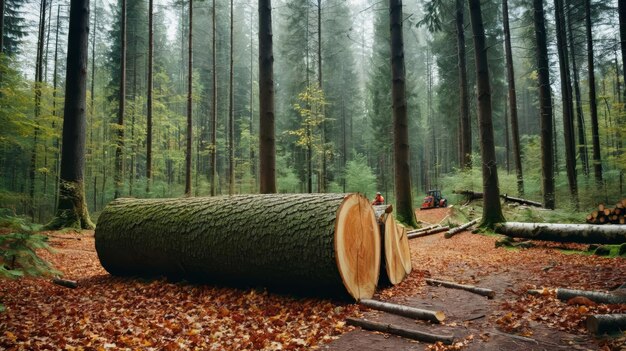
[146,0,153,193]
[52,4,61,209]
[468,0,505,226]
[90,0,97,211]
[185,0,193,196]
[502,0,524,196]
[258,0,276,193]
[534,0,555,209]
[566,0,589,176]
[585,0,602,183]
[0,0,4,54]
[210,0,217,196]
[30,0,48,221]
[318,0,326,192]
[620,1,626,101]
[228,0,234,195]
[114,0,126,199]
[554,0,578,207]
[46,0,94,230]
[390,0,416,227]
[456,0,471,169]
[249,7,255,190]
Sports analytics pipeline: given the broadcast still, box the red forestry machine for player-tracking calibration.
[420,189,447,210]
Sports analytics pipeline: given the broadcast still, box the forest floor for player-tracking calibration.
[0,207,625,350]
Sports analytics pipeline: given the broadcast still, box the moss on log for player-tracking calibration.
[95,193,380,300]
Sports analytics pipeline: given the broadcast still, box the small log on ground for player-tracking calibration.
[346,318,454,345]
[500,194,542,207]
[379,214,408,285]
[556,288,626,304]
[407,226,449,239]
[585,314,626,335]
[52,277,78,289]
[95,194,380,300]
[407,224,440,236]
[495,222,626,245]
[359,299,445,323]
[444,218,481,239]
[426,278,496,299]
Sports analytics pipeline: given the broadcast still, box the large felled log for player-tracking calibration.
[585,314,626,335]
[95,194,380,300]
[407,226,449,239]
[426,278,495,299]
[379,213,410,285]
[500,194,542,207]
[359,299,445,323]
[346,318,454,344]
[495,222,626,244]
[556,288,626,304]
[395,224,412,275]
[444,218,481,239]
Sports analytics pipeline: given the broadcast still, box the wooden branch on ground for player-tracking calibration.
[407,225,440,235]
[494,222,626,244]
[453,190,483,203]
[52,277,78,289]
[407,226,449,239]
[585,314,626,335]
[444,218,481,239]
[346,318,454,345]
[359,299,445,323]
[500,194,542,207]
[426,278,496,299]
[556,288,626,304]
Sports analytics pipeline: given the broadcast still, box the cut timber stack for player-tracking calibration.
[95,193,380,300]
[586,200,626,225]
[374,205,411,285]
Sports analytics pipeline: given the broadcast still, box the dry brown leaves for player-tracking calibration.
[0,231,359,350]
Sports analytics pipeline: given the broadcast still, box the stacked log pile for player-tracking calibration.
[586,201,626,225]
[96,194,381,300]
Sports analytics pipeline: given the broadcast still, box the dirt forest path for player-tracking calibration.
[324,207,626,350]
[0,207,624,350]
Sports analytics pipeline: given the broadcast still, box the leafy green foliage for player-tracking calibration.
[0,209,59,280]
[343,154,376,198]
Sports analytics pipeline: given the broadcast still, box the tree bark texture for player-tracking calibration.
[586,314,626,335]
[114,0,126,199]
[426,278,496,299]
[557,288,626,304]
[585,0,602,183]
[258,0,276,193]
[468,0,505,226]
[390,0,416,227]
[502,0,523,196]
[95,194,380,300]
[0,0,4,54]
[359,299,445,323]
[346,318,454,345]
[533,0,555,209]
[456,0,471,169]
[46,0,94,230]
[554,0,577,206]
[495,222,626,244]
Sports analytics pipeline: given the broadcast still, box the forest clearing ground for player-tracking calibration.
[0,208,624,350]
